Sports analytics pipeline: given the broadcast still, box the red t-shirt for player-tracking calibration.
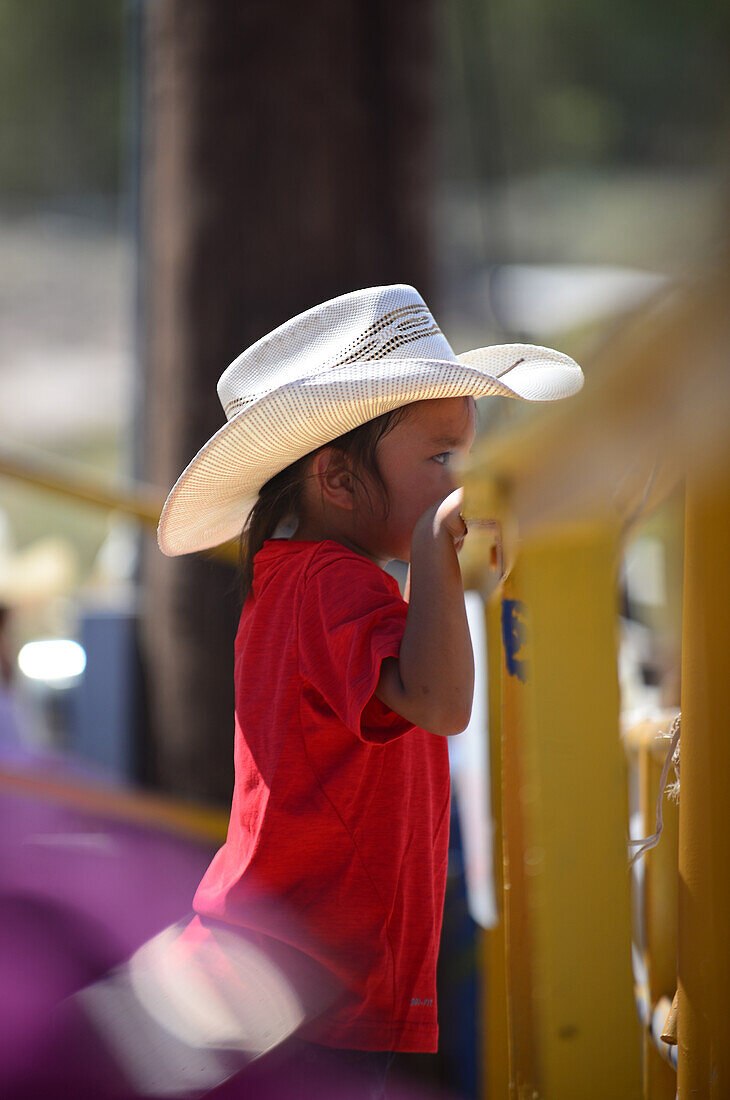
[191,539,451,1052]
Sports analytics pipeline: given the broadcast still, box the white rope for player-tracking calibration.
[628,713,681,867]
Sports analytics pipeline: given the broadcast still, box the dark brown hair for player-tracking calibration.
[236,408,407,603]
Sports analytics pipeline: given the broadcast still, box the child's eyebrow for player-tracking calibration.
[430,434,468,448]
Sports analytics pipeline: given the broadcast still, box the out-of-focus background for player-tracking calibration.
[1,2,728,1097]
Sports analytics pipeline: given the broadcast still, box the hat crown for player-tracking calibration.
[217,284,457,421]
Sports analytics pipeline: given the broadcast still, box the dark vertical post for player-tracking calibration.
[139,0,434,800]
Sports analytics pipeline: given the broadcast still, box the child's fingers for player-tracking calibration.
[434,487,468,543]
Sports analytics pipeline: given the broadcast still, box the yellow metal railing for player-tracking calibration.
[463,267,730,1098]
[0,765,229,845]
[0,440,238,564]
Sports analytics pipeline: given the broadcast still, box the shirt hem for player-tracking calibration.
[299,1016,439,1053]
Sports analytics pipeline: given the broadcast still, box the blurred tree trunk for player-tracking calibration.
[139,0,435,802]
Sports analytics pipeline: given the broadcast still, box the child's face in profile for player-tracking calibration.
[358,396,476,562]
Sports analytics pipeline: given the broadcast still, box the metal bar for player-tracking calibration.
[0,443,163,525]
[0,766,229,844]
[499,565,539,1097]
[501,523,641,1097]
[0,443,238,563]
[639,721,680,1099]
[481,590,511,1099]
[640,724,680,1009]
[677,463,730,1097]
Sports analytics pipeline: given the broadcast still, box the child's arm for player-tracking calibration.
[375,488,474,737]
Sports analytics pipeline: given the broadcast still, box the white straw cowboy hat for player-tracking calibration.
[158,284,583,556]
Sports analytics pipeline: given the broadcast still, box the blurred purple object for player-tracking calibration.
[0,758,214,1098]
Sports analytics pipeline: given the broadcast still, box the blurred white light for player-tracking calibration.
[624,536,667,608]
[18,639,86,683]
[488,263,668,339]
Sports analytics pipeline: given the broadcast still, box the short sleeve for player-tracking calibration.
[298,551,415,744]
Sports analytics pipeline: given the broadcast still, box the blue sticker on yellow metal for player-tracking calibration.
[501,598,528,683]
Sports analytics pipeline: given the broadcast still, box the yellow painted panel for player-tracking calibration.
[505,523,642,1098]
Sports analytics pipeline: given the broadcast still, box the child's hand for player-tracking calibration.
[429,487,469,552]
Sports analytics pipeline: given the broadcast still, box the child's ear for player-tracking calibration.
[311,448,356,511]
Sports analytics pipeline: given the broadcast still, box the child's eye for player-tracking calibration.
[432,452,452,466]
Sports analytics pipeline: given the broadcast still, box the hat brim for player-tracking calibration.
[157,345,583,556]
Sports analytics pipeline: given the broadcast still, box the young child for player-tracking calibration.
[157,284,582,1094]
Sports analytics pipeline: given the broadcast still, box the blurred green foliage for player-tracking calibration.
[0,0,726,199]
[0,0,126,199]
[440,0,729,179]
